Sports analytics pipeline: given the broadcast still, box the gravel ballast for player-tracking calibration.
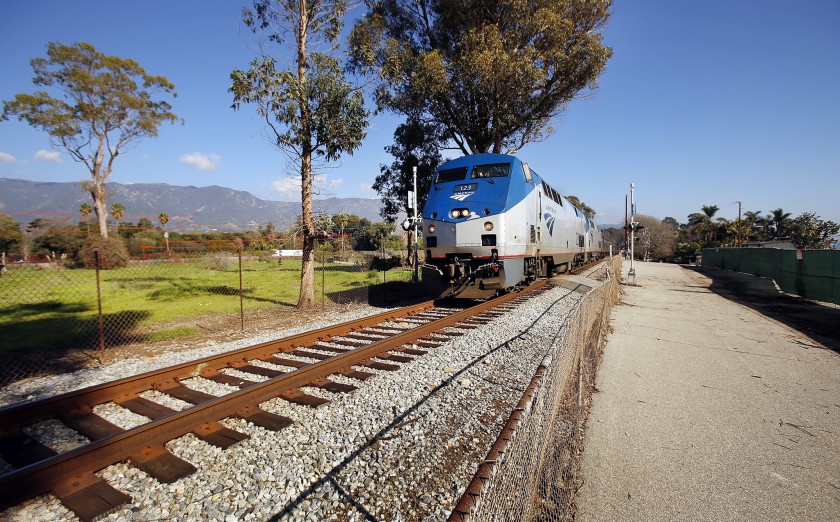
[1,272,603,521]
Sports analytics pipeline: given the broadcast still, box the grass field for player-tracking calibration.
[0,256,416,355]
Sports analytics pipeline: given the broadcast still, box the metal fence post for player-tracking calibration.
[94,250,105,359]
[239,250,244,331]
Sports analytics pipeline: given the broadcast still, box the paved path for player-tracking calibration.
[576,261,840,521]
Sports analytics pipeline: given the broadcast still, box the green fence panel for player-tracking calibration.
[835,251,840,305]
[703,247,839,305]
[779,250,837,304]
[743,248,780,279]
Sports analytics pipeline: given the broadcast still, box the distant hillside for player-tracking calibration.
[0,178,386,230]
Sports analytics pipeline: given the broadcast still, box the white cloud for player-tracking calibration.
[0,152,17,164]
[271,177,300,198]
[34,149,62,163]
[360,183,373,192]
[314,173,343,189]
[180,151,221,171]
[271,174,345,199]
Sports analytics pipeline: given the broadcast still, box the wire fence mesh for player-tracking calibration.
[451,255,622,521]
[0,246,425,387]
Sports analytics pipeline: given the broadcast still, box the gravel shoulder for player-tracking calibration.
[1,269,604,522]
[576,261,840,521]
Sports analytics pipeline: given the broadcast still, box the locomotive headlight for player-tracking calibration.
[428,224,436,233]
[450,209,459,219]
[460,209,470,217]
[484,221,494,231]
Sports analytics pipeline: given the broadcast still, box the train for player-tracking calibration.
[419,153,608,299]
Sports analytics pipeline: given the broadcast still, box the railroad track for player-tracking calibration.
[0,279,551,521]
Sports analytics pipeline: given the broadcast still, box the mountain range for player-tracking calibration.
[0,178,387,231]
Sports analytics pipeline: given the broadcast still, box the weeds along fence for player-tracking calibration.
[451,255,622,522]
[0,248,424,387]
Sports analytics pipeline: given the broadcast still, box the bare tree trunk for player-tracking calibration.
[93,183,109,238]
[296,0,317,309]
[298,152,317,308]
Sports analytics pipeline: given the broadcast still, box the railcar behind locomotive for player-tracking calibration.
[420,153,607,299]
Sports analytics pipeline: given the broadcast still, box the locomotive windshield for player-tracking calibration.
[436,167,468,183]
[471,163,511,178]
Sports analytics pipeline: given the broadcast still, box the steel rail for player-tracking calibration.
[0,281,548,512]
[0,300,439,434]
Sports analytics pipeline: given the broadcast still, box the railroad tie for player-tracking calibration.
[235,363,285,379]
[130,444,197,484]
[153,384,250,449]
[279,389,330,407]
[0,430,57,469]
[358,359,401,371]
[335,367,376,381]
[235,405,294,432]
[52,472,131,522]
[202,372,258,388]
[62,411,123,442]
[307,377,357,393]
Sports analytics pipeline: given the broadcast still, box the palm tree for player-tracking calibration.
[769,208,792,239]
[700,205,719,244]
[158,212,170,255]
[79,203,93,235]
[110,203,125,234]
[742,210,762,241]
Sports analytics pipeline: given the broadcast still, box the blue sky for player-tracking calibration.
[1,1,838,227]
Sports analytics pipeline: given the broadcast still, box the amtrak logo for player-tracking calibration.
[450,183,477,201]
[543,212,556,236]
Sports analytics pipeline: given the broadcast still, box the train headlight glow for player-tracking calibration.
[428,224,436,233]
[484,221,494,231]
[460,209,470,217]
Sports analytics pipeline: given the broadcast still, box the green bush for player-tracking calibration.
[78,236,130,269]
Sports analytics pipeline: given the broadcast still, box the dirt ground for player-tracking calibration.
[688,266,840,352]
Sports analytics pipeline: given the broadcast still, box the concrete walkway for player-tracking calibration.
[576,262,840,521]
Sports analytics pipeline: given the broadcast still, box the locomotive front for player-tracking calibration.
[420,154,533,298]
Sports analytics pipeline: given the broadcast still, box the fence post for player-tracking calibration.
[94,250,105,359]
[322,247,326,310]
[239,250,244,331]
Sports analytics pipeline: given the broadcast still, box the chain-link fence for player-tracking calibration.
[0,246,426,387]
[451,255,622,521]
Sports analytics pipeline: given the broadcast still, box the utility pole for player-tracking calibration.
[736,201,742,247]
[412,166,419,284]
[629,183,637,284]
[624,195,629,259]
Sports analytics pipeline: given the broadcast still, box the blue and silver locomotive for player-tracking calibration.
[420,153,606,298]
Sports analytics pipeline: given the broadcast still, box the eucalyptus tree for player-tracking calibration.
[231,0,369,308]
[2,42,179,238]
[373,116,445,263]
[349,0,613,155]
